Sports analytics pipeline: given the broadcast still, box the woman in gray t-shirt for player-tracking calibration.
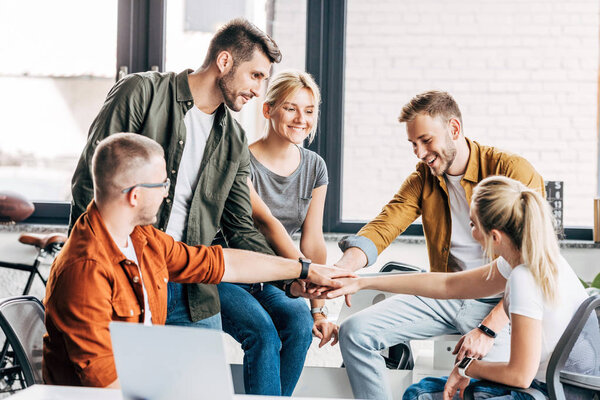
[217,70,335,396]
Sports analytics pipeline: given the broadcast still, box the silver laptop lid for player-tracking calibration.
[110,322,234,400]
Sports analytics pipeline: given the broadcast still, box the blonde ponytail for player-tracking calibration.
[472,176,560,303]
[519,190,560,303]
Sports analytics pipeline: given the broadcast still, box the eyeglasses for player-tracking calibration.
[121,178,171,194]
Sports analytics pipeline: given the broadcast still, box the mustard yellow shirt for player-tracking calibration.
[356,138,545,272]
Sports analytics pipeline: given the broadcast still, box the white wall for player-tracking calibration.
[340,0,599,227]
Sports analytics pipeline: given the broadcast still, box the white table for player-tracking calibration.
[6,385,355,400]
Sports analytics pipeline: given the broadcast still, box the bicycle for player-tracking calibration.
[0,194,66,394]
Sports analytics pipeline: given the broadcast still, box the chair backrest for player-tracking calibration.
[0,296,45,386]
[546,294,600,399]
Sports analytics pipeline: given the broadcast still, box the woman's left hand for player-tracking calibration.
[443,366,470,400]
[312,315,339,347]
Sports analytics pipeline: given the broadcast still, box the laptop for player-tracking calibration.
[110,322,235,400]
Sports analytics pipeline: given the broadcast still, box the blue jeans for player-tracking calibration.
[403,376,548,400]
[339,295,511,400]
[165,282,222,330]
[218,282,313,396]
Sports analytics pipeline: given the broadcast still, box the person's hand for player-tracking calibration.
[453,328,494,361]
[443,366,470,400]
[318,277,362,306]
[312,315,339,347]
[305,264,356,290]
[289,280,310,298]
[289,280,332,298]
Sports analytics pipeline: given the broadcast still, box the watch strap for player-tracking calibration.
[310,307,327,316]
[457,357,474,378]
[477,323,497,338]
[284,281,299,298]
[298,258,311,279]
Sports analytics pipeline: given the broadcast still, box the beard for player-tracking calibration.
[430,133,457,176]
[217,67,243,112]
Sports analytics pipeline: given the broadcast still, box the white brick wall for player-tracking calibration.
[340,0,599,226]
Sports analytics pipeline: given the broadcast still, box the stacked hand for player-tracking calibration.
[290,264,357,298]
[285,264,355,347]
[301,276,363,306]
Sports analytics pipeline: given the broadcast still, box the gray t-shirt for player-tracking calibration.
[250,147,328,236]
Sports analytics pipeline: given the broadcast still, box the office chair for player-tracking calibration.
[379,262,424,370]
[0,296,46,393]
[464,294,600,400]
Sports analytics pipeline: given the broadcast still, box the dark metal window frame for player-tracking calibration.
[22,0,595,241]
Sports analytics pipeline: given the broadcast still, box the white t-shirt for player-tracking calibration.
[166,106,215,241]
[118,236,153,326]
[444,174,486,271]
[496,256,588,381]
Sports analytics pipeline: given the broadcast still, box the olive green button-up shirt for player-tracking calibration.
[70,69,274,321]
[355,138,545,272]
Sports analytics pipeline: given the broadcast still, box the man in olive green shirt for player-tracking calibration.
[335,91,545,400]
[70,19,280,328]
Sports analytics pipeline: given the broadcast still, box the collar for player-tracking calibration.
[175,69,194,103]
[462,137,480,183]
[175,69,227,129]
[85,201,147,265]
[435,137,479,185]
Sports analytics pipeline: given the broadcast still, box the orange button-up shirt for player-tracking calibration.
[42,202,225,387]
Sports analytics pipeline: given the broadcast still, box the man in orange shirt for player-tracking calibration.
[43,133,347,388]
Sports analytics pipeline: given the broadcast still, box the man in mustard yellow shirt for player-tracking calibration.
[335,91,545,400]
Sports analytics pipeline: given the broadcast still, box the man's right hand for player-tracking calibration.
[304,264,357,292]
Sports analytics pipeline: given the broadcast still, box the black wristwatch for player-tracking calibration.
[298,257,312,279]
[283,280,299,298]
[477,323,497,338]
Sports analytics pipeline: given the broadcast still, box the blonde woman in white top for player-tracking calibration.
[323,176,592,400]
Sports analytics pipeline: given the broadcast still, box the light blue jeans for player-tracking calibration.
[165,282,222,330]
[338,295,511,400]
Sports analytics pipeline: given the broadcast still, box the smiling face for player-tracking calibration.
[217,49,271,112]
[406,113,458,176]
[264,88,315,144]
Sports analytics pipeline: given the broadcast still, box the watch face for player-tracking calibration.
[321,305,329,316]
[458,357,472,368]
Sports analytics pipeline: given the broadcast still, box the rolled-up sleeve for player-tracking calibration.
[338,235,379,267]
[158,228,225,284]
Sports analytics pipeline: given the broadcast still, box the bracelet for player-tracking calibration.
[477,323,497,338]
[284,281,299,298]
[457,357,475,378]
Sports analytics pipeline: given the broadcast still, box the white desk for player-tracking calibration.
[6,385,355,400]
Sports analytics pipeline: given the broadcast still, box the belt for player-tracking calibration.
[475,297,502,305]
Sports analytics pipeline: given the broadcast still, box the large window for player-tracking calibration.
[304,0,599,236]
[340,0,599,228]
[0,0,118,202]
